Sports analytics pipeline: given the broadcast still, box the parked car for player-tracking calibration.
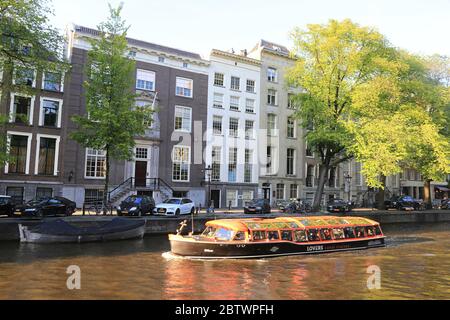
[327,199,352,213]
[153,198,195,216]
[0,196,15,217]
[385,196,423,211]
[244,199,271,214]
[21,197,76,217]
[117,195,155,217]
[275,200,291,212]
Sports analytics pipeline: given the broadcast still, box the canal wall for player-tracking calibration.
[0,211,449,241]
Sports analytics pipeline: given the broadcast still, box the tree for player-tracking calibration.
[70,4,153,209]
[287,19,402,210]
[0,0,67,165]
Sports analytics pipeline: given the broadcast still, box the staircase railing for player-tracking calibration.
[108,177,134,202]
[107,177,174,202]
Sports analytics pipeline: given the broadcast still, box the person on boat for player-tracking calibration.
[366,227,374,237]
[268,231,279,240]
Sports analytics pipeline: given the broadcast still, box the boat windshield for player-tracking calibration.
[214,228,234,241]
[202,227,216,238]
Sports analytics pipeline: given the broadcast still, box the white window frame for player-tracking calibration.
[212,115,223,135]
[287,117,297,139]
[267,114,277,136]
[34,134,60,176]
[230,96,240,111]
[229,118,239,137]
[39,97,63,128]
[245,99,255,113]
[268,89,277,106]
[246,79,255,93]
[287,148,296,176]
[214,73,224,87]
[9,93,35,125]
[174,105,192,133]
[12,65,37,88]
[172,146,191,182]
[226,190,238,208]
[136,69,156,91]
[175,77,193,98]
[84,148,107,180]
[245,120,254,140]
[213,93,224,109]
[268,67,278,82]
[4,131,32,175]
[42,71,65,93]
[230,76,240,91]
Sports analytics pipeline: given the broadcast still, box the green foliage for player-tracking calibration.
[70,4,153,204]
[0,0,67,166]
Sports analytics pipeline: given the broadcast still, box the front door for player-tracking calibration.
[135,161,147,187]
[211,190,220,209]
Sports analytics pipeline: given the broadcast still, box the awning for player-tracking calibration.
[435,186,450,192]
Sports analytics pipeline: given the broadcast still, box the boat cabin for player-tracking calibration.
[200,216,384,243]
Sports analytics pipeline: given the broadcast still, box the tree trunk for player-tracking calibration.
[376,175,387,210]
[312,165,329,211]
[103,149,110,215]
[424,179,432,209]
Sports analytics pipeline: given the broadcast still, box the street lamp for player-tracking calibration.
[203,165,213,209]
[344,172,352,202]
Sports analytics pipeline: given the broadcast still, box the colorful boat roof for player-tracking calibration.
[205,216,380,232]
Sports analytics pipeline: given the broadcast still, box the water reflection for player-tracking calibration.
[0,223,449,300]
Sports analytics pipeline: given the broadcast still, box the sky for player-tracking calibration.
[50,0,450,58]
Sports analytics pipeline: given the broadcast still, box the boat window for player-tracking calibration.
[215,228,234,241]
[333,228,345,240]
[365,226,376,237]
[268,231,280,241]
[281,230,293,241]
[293,230,307,242]
[355,227,366,238]
[320,229,332,241]
[344,227,356,239]
[234,232,245,241]
[307,229,320,242]
[202,227,216,238]
[252,230,266,241]
[375,226,383,236]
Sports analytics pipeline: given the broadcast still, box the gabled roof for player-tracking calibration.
[72,25,204,61]
[250,39,291,57]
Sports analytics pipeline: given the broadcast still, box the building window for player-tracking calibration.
[11,95,33,125]
[6,187,24,205]
[213,93,224,109]
[245,120,254,139]
[329,167,337,188]
[37,137,57,176]
[14,66,35,87]
[226,190,238,208]
[246,79,255,93]
[306,165,315,187]
[268,67,277,82]
[245,99,255,113]
[174,106,192,132]
[306,142,313,157]
[268,89,277,106]
[230,76,240,91]
[288,93,296,109]
[135,148,148,160]
[244,149,252,183]
[229,118,239,137]
[230,96,240,111]
[213,116,223,135]
[355,163,362,187]
[40,98,61,127]
[176,77,193,98]
[266,146,273,175]
[228,148,237,182]
[135,100,155,128]
[212,147,222,182]
[129,51,137,58]
[85,189,104,204]
[242,191,254,204]
[267,114,277,136]
[43,72,63,92]
[8,135,28,174]
[172,146,190,182]
[36,187,53,199]
[214,73,224,87]
[276,184,285,200]
[183,62,188,68]
[287,117,296,138]
[85,149,106,179]
[158,56,165,63]
[136,69,155,91]
[287,148,295,175]
[290,184,298,199]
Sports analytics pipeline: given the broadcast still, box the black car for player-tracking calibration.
[385,196,422,211]
[117,195,155,217]
[0,196,15,217]
[21,197,76,217]
[244,199,271,214]
[327,199,352,213]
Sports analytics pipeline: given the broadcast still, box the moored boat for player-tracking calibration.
[169,216,386,259]
[18,218,146,243]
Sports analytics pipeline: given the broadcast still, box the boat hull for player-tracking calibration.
[169,236,386,259]
[19,224,146,244]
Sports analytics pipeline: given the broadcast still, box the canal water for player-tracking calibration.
[0,223,448,300]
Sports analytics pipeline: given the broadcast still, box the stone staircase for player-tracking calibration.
[108,178,173,205]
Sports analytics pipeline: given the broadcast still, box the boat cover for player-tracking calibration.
[29,218,146,236]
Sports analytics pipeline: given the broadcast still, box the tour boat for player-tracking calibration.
[169,216,386,259]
